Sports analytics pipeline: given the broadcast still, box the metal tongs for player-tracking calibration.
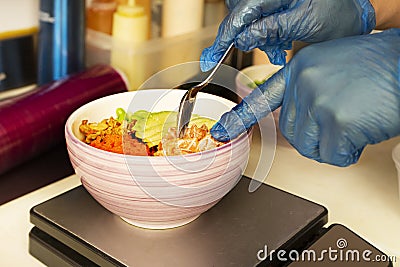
[176,43,234,138]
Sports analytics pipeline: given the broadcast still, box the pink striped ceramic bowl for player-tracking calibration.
[65,89,251,229]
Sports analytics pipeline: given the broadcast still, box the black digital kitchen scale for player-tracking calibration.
[29,176,392,266]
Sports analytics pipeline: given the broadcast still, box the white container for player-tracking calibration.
[392,143,400,198]
[86,25,218,90]
[1,0,39,38]
[0,0,39,91]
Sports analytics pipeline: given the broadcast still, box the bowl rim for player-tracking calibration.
[65,89,251,159]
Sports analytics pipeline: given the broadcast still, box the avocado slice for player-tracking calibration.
[130,110,216,147]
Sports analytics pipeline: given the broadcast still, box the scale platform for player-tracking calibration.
[29,176,392,266]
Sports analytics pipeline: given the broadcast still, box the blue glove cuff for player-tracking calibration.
[357,0,376,33]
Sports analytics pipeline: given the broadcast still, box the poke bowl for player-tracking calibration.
[65,89,252,229]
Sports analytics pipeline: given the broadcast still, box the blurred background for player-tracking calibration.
[0,0,297,205]
[0,0,288,204]
[0,0,294,97]
[1,0,231,94]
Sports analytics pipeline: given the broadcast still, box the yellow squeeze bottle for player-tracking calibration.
[111,0,149,90]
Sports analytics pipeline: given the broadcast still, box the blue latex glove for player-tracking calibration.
[200,0,376,71]
[211,29,400,167]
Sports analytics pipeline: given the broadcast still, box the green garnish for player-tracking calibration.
[247,73,274,89]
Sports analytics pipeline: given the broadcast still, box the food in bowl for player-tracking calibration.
[78,108,225,156]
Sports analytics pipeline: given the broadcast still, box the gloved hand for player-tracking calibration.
[211,29,400,167]
[200,0,376,71]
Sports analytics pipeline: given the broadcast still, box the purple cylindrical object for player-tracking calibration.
[0,65,128,175]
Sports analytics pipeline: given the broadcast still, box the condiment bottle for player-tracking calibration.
[111,0,149,90]
[116,0,152,39]
[86,0,117,35]
[111,0,148,43]
[162,0,204,38]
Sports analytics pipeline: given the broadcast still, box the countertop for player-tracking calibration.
[0,129,399,266]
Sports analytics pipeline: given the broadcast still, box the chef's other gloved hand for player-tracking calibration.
[200,0,376,70]
[211,29,400,167]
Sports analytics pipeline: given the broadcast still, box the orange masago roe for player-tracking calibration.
[89,134,123,154]
[79,117,148,155]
